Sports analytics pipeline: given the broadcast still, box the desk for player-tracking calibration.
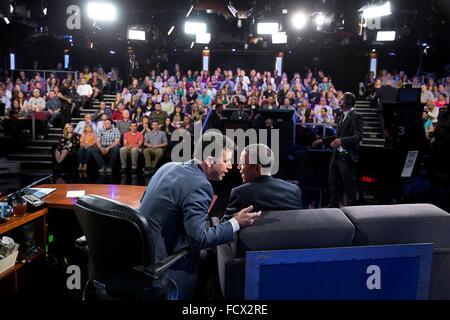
[0,184,146,295]
[39,184,146,209]
[0,209,47,293]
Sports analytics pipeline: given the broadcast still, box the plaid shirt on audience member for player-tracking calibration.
[97,126,121,147]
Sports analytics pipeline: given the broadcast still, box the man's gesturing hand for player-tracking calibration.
[235,205,262,228]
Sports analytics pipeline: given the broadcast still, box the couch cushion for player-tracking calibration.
[234,209,355,258]
[341,204,450,248]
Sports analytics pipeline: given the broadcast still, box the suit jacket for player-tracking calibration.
[326,109,364,163]
[139,160,234,261]
[224,176,302,219]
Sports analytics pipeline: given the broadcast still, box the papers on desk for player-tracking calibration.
[66,190,86,198]
[27,187,56,199]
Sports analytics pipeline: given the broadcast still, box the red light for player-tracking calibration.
[361,176,376,183]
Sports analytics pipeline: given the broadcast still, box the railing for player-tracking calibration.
[9,69,79,84]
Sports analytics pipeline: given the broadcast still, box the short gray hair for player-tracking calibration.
[243,144,274,175]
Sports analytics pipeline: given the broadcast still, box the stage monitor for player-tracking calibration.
[398,88,420,103]
[245,243,433,300]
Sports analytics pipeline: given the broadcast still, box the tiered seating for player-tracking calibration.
[7,94,116,172]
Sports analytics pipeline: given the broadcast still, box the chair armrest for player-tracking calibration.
[133,249,189,278]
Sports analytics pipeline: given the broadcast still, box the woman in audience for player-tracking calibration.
[80,66,92,82]
[78,124,95,171]
[126,94,138,111]
[138,115,151,135]
[161,116,175,140]
[144,99,154,115]
[132,105,144,124]
[151,88,162,104]
[176,81,186,99]
[181,114,194,135]
[111,93,123,111]
[230,96,243,108]
[191,103,204,122]
[54,123,80,166]
[171,105,184,129]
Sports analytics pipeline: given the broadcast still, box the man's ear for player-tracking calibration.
[205,156,215,168]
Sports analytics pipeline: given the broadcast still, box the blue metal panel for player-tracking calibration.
[245,243,433,300]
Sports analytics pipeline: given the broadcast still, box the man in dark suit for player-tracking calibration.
[374,80,398,137]
[224,144,302,218]
[313,92,364,207]
[139,132,261,299]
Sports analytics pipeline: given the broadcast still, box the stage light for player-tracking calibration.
[109,50,115,54]
[168,25,175,35]
[128,29,146,41]
[4,17,10,24]
[376,31,396,41]
[282,9,288,14]
[184,21,206,35]
[361,1,391,19]
[190,41,195,49]
[272,32,287,44]
[196,32,211,44]
[10,4,14,13]
[87,2,117,22]
[186,5,194,18]
[43,7,47,15]
[257,22,279,35]
[314,13,325,26]
[292,12,307,29]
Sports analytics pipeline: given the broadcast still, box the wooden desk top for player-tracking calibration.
[0,208,48,235]
[38,184,146,210]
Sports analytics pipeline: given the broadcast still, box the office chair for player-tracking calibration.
[74,195,188,300]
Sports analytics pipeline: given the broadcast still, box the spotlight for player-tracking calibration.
[168,26,175,35]
[232,48,236,52]
[4,17,10,24]
[361,1,391,19]
[190,41,195,49]
[292,12,307,29]
[376,31,396,41]
[184,21,206,35]
[43,7,47,15]
[282,9,288,15]
[257,22,279,35]
[272,32,287,44]
[314,13,325,26]
[109,50,115,54]
[196,33,211,44]
[128,29,146,41]
[87,2,117,22]
[10,4,14,13]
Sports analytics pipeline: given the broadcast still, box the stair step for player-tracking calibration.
[25,146,53,151]
[80,109,97,113]
[364,127,380,131]
[361,143,385,148]
[363,138,386,143]
[48,133,61,138]
[9,153,52,159]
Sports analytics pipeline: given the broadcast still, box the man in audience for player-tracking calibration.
[150,103,168,126]
[119,121,143,173]
[261,96,278,110]
[46,90,62,127]
[224,144,302,218]
[92,101,112,121]
[139,131,260,299]
[92,118,121,173]
[74,113,97,135]
[0,88,12,115]
[58,79,74,126]
[76,78,93,110]
[161,93,175,115]
[143,120,168,175]
[112,102,125,122]
[117,109,132,135]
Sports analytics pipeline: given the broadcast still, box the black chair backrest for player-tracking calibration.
[74,195,153,285]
